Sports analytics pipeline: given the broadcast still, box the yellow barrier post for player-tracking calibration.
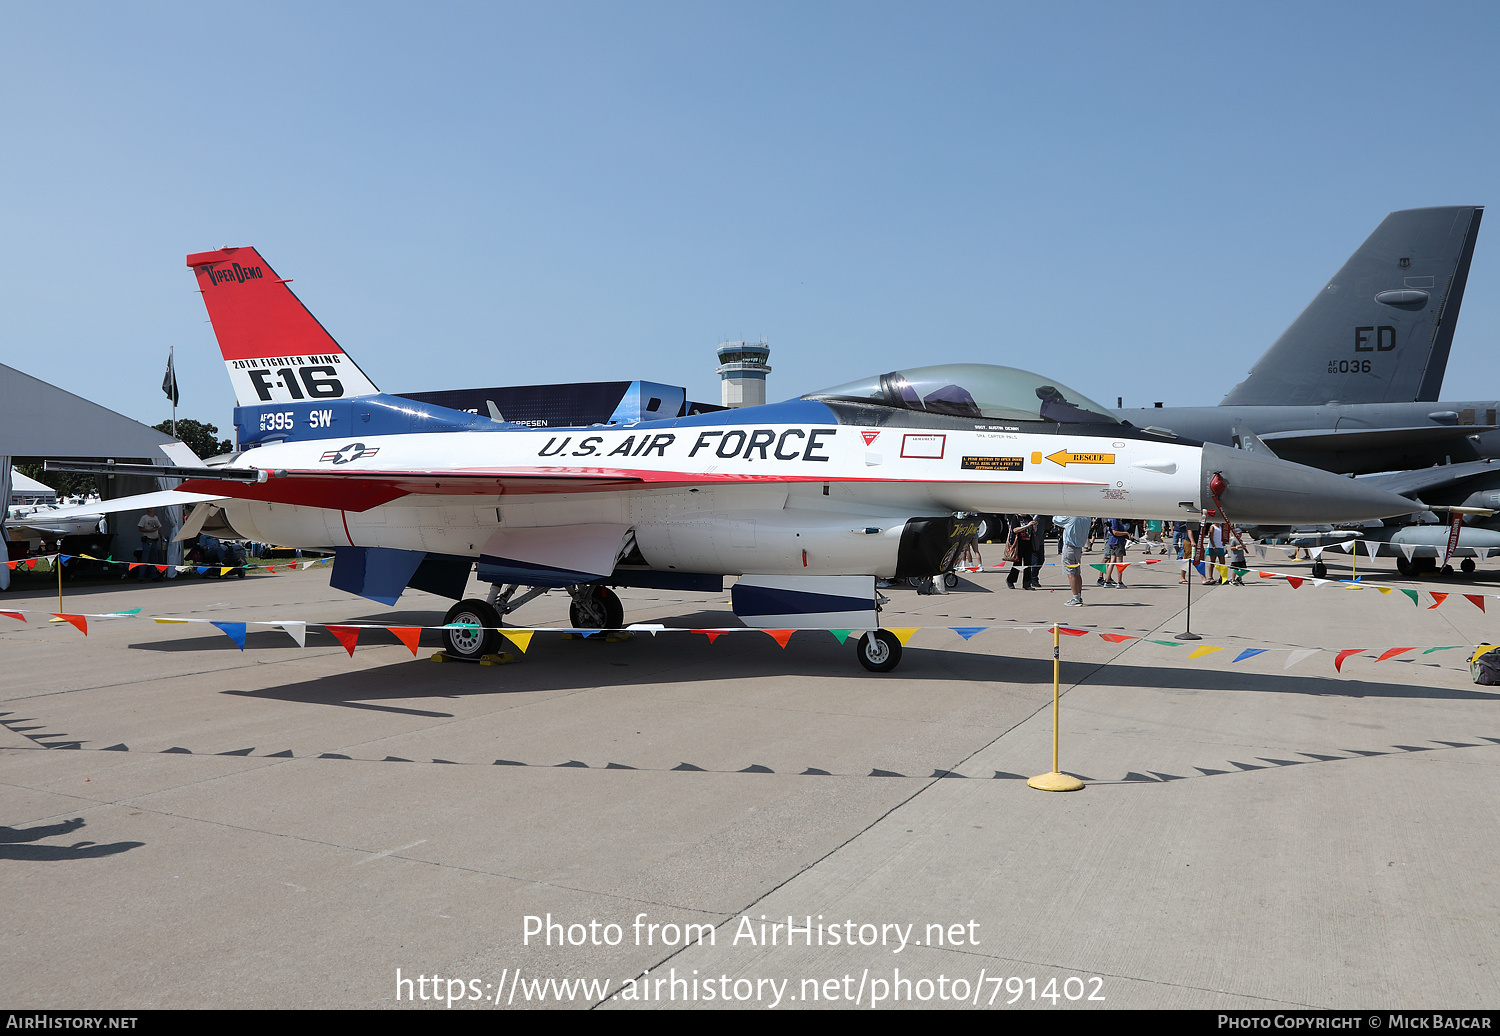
[1028,623,1084,792]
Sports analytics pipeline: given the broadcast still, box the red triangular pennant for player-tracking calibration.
[1376,647,1414,662]
[1465,594,1486,613]
[763,629,795,648]
[325,625,361,656]
[1058,626,1089,637]
[52,613,88,635]
[1428,592,1447,609]
[1285,576,1303,589]
[390,627,422,656]
[696,630,725,643]
[1333,648,1364,673]
[1098,633,1138,643]
[1,610,25,622]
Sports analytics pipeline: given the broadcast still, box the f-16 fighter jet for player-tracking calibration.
[50,248,1420,670]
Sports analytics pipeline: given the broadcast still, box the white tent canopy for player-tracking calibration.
[8,468,56,505]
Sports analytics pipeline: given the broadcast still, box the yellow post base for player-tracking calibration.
[1027,771,1084,792]
[430,651,449,662]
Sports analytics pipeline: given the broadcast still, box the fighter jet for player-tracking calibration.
[48,247,1421,671]
[1117,206,1494,475]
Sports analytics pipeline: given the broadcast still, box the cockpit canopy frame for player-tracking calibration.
[805,363,1119,425]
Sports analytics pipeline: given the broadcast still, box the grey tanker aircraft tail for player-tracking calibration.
[1116,206,1497,476]
[1221,206,1482,407]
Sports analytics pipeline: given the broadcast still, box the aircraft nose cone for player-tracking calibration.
[1199,443,1417,525]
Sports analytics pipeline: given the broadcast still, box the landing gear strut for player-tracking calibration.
[568,585,624,629]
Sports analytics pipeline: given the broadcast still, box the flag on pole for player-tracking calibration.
[162,350,179,406]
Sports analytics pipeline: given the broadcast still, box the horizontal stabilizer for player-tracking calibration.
[26,489,227,520]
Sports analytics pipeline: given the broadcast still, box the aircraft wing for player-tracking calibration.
[1364,459,1500,499]
[1259,424,1491,454]
[46,459,689,513]
[173,467,711,512]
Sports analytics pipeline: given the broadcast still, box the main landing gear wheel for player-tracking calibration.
[1396,556,1413,577]
[855,630,902,673]
[1311,561,1328,579]
[569,586,624,629]
[1462,558,1477,574]
[442,599,502,660]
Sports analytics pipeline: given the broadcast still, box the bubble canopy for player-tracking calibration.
[805,363,1120,425]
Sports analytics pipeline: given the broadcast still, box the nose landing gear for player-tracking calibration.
[855,629,902,672]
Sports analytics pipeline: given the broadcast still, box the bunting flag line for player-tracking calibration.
[3,551,335,577]
[0,604,1489,676]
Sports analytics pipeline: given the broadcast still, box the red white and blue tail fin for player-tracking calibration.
[186,246,381,406]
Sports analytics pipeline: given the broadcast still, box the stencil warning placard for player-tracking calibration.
[961,456,1024,471]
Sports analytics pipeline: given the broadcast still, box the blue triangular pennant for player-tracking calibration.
[1231,648,1267,663]
[950,627,986,640]
[211,622,247,651]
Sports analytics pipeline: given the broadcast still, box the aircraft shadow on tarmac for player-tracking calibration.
[0,817,143,862]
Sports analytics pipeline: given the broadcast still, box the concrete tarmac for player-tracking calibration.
[1,548,1497,1010]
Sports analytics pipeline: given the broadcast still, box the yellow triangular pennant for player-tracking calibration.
[1188,645,1226,659]
[500,629,534,653]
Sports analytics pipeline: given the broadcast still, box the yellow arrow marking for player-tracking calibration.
[1045,449,1115,467]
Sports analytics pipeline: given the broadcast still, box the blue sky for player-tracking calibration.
[3,2,1498,433]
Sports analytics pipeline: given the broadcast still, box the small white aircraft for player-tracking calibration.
[50,247,1420,670]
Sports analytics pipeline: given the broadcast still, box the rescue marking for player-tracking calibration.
[1045,449,1114,467]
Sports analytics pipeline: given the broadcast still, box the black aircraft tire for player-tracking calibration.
[442,599,502,660]
[1462,558,1477,574]
[1442,564,1455,576]
[1311,561,1327,579]
[944,571,960,589]
[569,586,624,629]
[1396,556,1412,577]
[855,630,902,673]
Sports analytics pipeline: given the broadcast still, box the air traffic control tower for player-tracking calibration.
[716,339,772,408]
